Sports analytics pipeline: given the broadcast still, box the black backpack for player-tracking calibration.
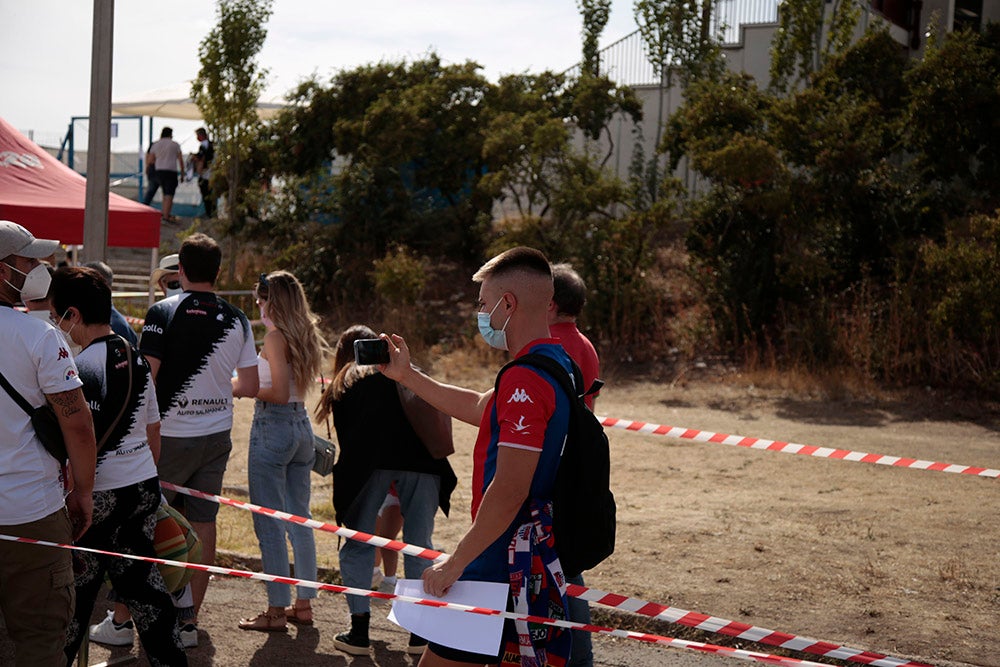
[495,352,615,578]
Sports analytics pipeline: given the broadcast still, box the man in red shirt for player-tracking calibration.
[547,262,601,667]
[382,247,573,666]
[548,263,600,410]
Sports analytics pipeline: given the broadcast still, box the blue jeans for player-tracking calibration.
[339,469,440,615]
[248,400,317,606]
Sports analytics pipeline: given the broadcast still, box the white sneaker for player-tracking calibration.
[89,610,135,646]
[179,623,198,648]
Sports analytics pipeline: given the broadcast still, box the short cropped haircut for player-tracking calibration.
[179,233,222,284]
[50,266,112,325]
[472,246,551,283]
[82,260,114,287]
[551,263,587,317]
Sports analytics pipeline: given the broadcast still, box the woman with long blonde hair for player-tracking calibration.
[239,270,330,632]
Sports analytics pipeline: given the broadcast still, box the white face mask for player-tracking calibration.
[4,262,51,302]
[477,296,511,351]
[50,309,81,355]
[55,309,77,340]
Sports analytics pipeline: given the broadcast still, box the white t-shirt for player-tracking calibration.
[148,137,183,174]
[0,305,83,524]
[74,335,159,492]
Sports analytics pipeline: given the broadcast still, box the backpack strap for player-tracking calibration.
[0,368,35,416]
[97,336,133,454]
[495,352,583,405]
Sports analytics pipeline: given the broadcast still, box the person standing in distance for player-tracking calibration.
[548,262,602,667]
[143,127,185,224]
[191,127,215,218]
[0,220,96,666]
[548,263,600,410]
[381,246,574,666]
[139,233,259,647]
[150,253,182,298]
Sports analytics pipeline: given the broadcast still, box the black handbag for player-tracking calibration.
[310,372,337,476]
[0,370,68,462]
[312,433,336,476]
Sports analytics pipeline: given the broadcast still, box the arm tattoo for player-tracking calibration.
[47,389,85,418]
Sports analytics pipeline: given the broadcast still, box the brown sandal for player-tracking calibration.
[284,606,313,626]
[238,610,287,632]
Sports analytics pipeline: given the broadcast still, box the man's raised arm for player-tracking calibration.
[380,333,491,426]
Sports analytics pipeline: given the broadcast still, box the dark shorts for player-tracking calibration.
[427,601,513,663]
[428,632,506,664]
[157,430,232,522]
[155,170,179,196]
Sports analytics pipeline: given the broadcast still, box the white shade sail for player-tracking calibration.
[111,83,287,121]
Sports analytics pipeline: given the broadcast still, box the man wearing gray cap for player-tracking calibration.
[0,220,97,665]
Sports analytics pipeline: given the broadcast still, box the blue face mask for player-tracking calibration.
[477,296,511,350]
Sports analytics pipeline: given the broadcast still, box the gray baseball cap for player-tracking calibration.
[0,220,60,260]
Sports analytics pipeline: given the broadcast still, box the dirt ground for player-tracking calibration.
[4,370,999,666]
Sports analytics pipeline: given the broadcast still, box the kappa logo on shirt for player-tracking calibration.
[57,347,69,360]
[506,388,534,404]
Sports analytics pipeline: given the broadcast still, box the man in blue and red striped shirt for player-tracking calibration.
[383,246,575,666]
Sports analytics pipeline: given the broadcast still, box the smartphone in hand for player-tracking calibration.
[354,338,390,365]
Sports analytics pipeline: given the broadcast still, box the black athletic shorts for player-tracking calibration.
[156,170,179,196]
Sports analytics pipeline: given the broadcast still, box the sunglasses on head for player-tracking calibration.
[256,272,269,299]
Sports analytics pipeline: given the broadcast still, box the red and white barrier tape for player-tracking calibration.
[569,584,933,667]
[163,482,931,667]
[598,416,1000,479]
[0,533,831,667]
[161,481,445,562]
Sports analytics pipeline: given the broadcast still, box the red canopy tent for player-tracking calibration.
[0,115,160,248]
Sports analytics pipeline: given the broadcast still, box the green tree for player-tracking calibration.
[769,0,862,93]
[904,26,1000,214]
[634,0,724,201]
[272,56,494,256]
[578,0,612,77]
[670,32,919,348]
[191,0,273,246]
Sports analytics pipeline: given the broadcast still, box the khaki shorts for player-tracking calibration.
[158,430,232,522]
[0,508,75,666]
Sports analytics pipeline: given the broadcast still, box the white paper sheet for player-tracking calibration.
[387,579,509,655]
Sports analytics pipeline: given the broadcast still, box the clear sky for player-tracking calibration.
[0,1,640,151]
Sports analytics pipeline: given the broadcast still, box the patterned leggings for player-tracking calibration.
[63,476,187,667]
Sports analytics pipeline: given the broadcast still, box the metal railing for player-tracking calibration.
[564,0,781,86]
